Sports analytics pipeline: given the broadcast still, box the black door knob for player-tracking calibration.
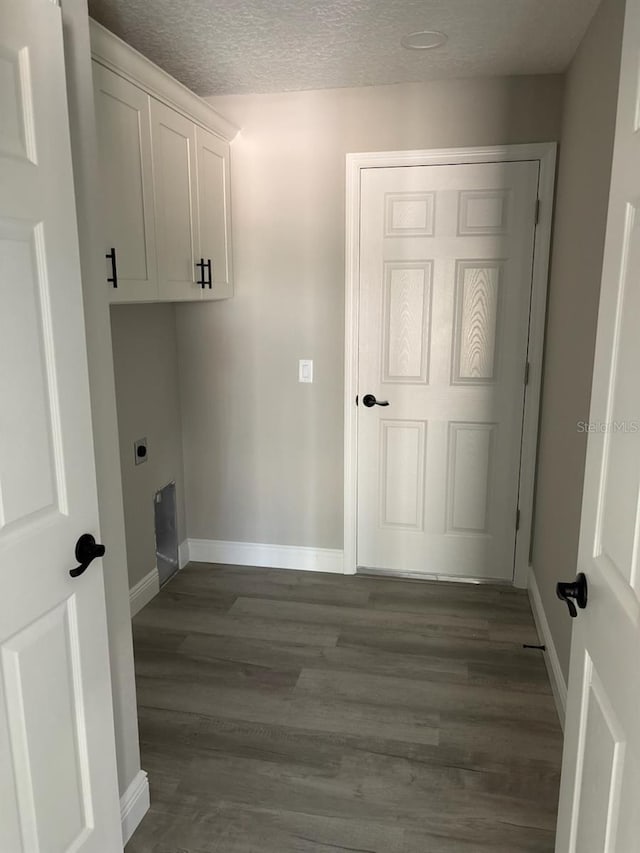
[70,533,106,578]
[362,394,390,408]
[556,573,588,618]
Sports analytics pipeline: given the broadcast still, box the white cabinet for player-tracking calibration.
[196,126,233,299]
[150,99,200,301]
[90,22,236,304]
[93,64,158,302]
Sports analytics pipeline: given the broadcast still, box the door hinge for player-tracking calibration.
[534,198,541,225]
[516,508,521,531]
[524,361,530,386]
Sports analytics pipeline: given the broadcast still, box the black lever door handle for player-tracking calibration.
[70,534,106,578]
[362,394,390,408]
[556,573,588,618]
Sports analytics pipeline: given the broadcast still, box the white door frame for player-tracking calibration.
[344,143,557,587]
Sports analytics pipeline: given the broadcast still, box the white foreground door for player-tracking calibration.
[555,1,640,849]
[357,161,538,580]
[0,1,122,851]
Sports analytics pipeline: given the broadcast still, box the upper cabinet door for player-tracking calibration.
[150,99,200,301]
[195,126,234,300]
[93,63,158,302]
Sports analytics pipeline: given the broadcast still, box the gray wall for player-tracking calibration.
[111,304,186,588]
[175,75,565,548]
[532,0,624,679]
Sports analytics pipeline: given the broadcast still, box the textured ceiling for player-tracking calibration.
[88,0,601,97]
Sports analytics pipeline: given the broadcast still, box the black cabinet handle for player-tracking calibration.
[196,258,207,289]
[70,533,106,578]
[362,394,390,408]
[556,573,588,618]
[106,248,118,288]
[206,258,213,289]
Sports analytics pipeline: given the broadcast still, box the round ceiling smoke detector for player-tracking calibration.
[401,30,447,50]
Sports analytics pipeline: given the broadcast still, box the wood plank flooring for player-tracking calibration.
[126,563,562,853]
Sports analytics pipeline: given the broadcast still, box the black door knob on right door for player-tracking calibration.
[362,394,389,408]
[556,573,588,618]
[70,533,106,578]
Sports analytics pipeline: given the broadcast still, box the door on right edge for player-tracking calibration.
[357,160,539,580]
[555,0,640,848]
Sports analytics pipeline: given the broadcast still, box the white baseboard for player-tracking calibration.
[187,538,344,574]
[120,769,149,846]
[129,567,159,617]
[129,543,189,616]
[527,565,567,729]
[178,538,190,569]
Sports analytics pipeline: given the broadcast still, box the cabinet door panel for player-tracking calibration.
[196,126,233,299]
[151,100,200,301]
[92,64,157,302]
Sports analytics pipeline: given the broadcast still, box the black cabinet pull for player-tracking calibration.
[196,258,207,289]
[70,533,106,578]
[106,248,118,288]
[206,258,213,289]
[556,573,588,618]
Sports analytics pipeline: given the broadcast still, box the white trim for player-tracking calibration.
[344,152,360,576]
[120,769,149,846]
[344,144,557,585]
[359,567,511,585]
[88,19,239,142]
[129,545,188,616]
[178,538,190,569]
[129,567,159,616]
[527,566,567,728]
[513,144,557,588]
[188,539,344,573]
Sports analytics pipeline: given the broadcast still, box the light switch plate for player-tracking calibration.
[298,359,313,383]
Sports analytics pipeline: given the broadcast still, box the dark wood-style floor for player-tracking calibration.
[126,563,562,853]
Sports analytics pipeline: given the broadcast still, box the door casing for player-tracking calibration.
[344,144,557,587]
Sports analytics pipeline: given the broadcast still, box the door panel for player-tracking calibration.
[0,45,37,163]
[570,657,624,853]
[151,100,199,301]
[0,1,121,849]
[357,161,539,580]
[93,64,157,302]
[3,601,93,852]
[596,202,640,586]
[556,0,640,848]
[452,261,502,384]
[379,419,427,529]
[0,221,61,527]
[382,262,432,383]
[446,421,496,534]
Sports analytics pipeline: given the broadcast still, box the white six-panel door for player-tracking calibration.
[0,0,122,850]
[357,161,538,580]
[555,0,640,848]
